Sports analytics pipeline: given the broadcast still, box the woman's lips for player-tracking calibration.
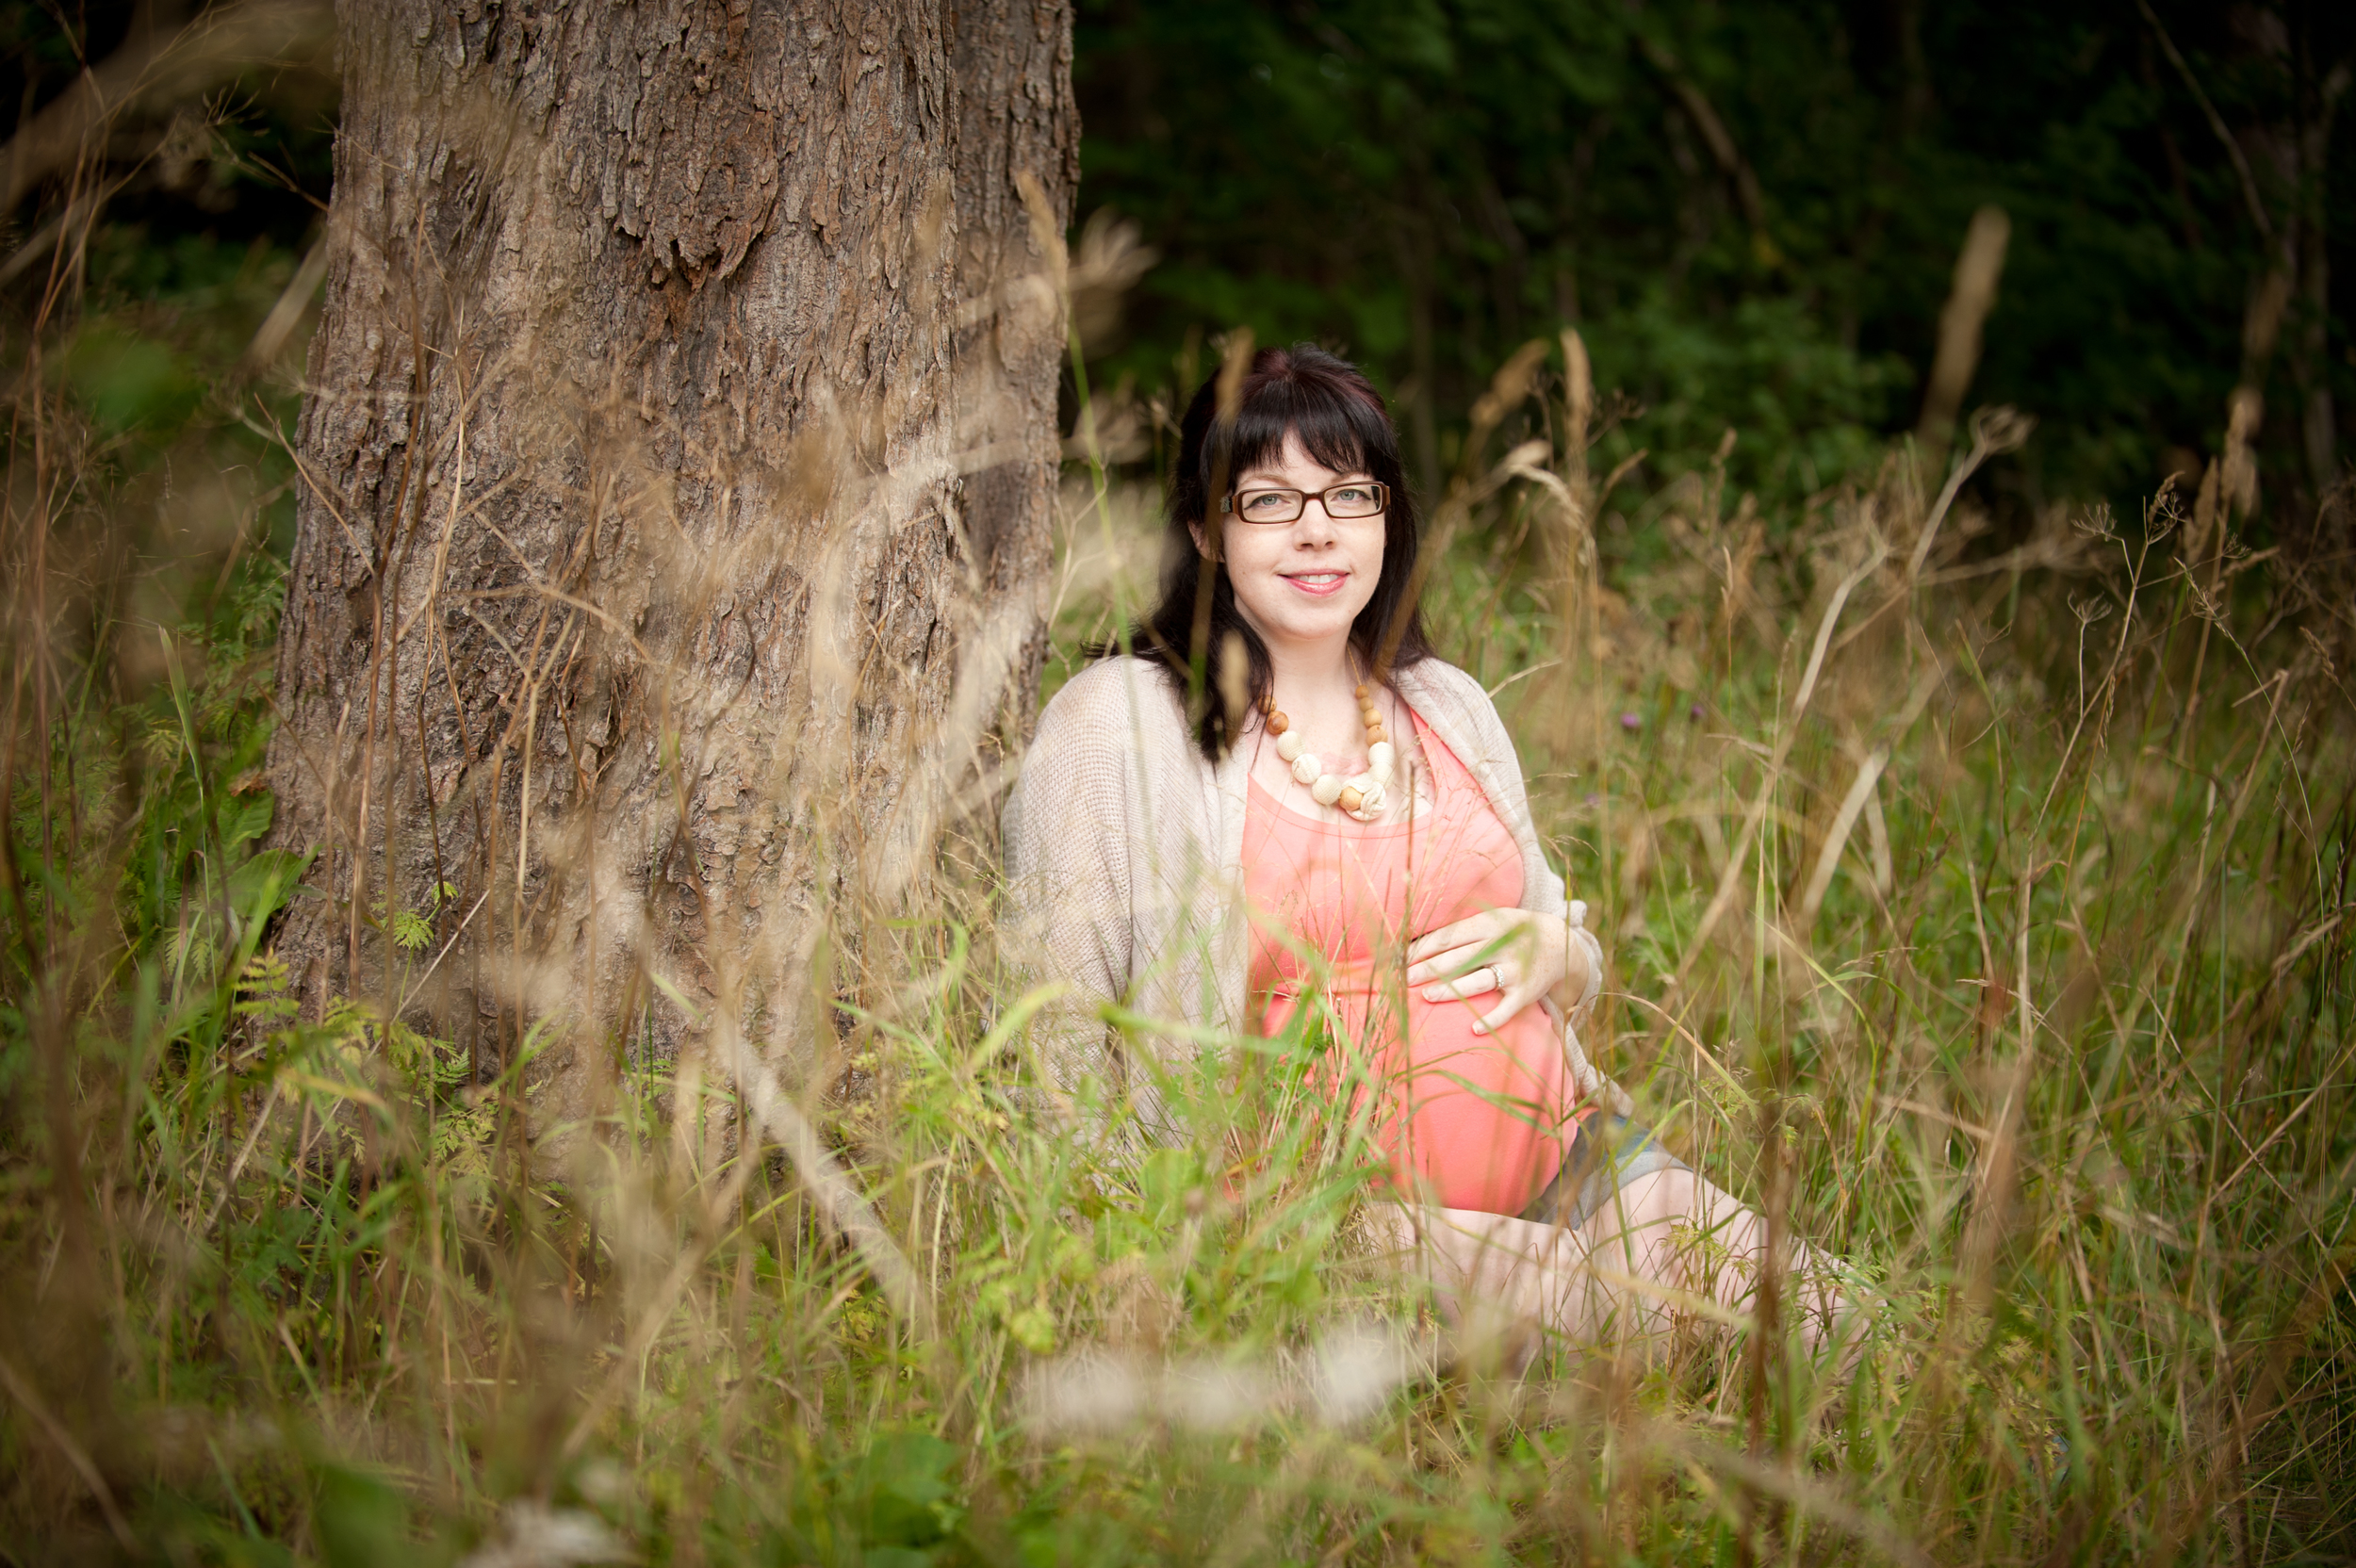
[1283,570,1349,597]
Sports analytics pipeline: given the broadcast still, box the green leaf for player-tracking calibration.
[392,909,434,953]
[1004,1304,1057,1355]
[58,318,205,435]
[217,790,275,850]
[234,950,298,1022]
[863,1550,935,1568]
[1140,1147,1199,1229]
[228,847,312,927]
[311,1464,411,1568]
[855,1431,961,1549]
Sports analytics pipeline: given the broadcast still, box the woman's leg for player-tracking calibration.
[1576,1168,1853,1354]
[1376,1169,1855,1357]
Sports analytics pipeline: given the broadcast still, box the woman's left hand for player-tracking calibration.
[1405,909,1589,1037]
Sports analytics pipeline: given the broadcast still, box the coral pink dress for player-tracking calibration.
[1243,713,1576,1213]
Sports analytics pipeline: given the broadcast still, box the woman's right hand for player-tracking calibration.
[1405,907,1590,1037]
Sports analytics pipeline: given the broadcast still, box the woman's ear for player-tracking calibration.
[1187,517,1214,560]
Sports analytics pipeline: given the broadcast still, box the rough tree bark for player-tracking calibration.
[265,0,1076,1134]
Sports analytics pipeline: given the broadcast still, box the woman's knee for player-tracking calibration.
[1587,1167,1702,1240]
[1582,1168,1772,1282]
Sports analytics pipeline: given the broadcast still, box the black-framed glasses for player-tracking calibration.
[1220,481,1391,524]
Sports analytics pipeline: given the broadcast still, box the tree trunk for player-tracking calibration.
[264,0,1075,1134]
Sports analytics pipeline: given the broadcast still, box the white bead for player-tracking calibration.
[1568,899,1588,928]
[1310,775,1345,806]
[1291,753,1321,785]
[1366,741,1396,782]
[1275,730,1305,762]
[1352,779,1385,816]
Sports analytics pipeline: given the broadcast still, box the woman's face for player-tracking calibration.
[1192,429,1386,655]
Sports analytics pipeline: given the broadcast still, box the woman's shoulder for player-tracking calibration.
[1396,658,1501,729]
[1010,657,1201,842]
[1029,655,1192,770]
[1398,657,1528,775]
[1039,654,1185,728]
[1397,657,1487,705]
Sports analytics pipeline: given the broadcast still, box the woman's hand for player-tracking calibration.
[1404,908,1593,1037]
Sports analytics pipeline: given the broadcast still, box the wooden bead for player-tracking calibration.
[1366,724,1385,743]
[1354,682,1369,698]
[1267,710,1289,735]
[1337,786,1364,813]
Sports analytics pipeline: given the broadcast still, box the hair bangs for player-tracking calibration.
[1216,376,1383,489]
[1206,367,1385,489]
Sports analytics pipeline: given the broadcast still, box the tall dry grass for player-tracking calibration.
[4,137,2355,1568]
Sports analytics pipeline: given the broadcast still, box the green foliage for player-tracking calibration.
[1075,0,2354,511]
[1583,291,1910,507]
[14,416,2352,1555]
[55,315,208,435]
[311,1465,416,1568]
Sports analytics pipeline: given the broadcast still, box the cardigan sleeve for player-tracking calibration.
[1003,658,1226,1152]
[1001,664,1141,1126]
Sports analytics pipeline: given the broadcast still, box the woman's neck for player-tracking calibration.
[1262,632,1360,699]
[1257,631,1381,760]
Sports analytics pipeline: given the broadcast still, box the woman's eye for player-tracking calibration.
[1333,487,1371,506]
[1244,492,1289,513]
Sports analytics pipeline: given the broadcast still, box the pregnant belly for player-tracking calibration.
[1263,981,1570,1214]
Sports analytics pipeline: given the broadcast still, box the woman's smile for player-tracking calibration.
[1284,568,1350,596]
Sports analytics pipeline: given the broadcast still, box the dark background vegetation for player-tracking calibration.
[0,0,333,566]
[1072,0,2352,524]
[9,0,2348,530]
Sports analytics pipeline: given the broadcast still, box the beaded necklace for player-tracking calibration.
[1259,679,1400,823]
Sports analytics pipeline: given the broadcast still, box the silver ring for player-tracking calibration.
[1465,966,1501,996]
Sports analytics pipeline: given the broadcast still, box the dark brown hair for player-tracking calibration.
[1106,343,1434,759]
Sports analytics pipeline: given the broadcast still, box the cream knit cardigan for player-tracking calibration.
[1002,654,1610,1146]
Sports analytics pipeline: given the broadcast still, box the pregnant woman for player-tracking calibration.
[1003,344,1846,1356]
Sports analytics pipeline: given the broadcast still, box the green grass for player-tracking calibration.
[4,227,2353,1568]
